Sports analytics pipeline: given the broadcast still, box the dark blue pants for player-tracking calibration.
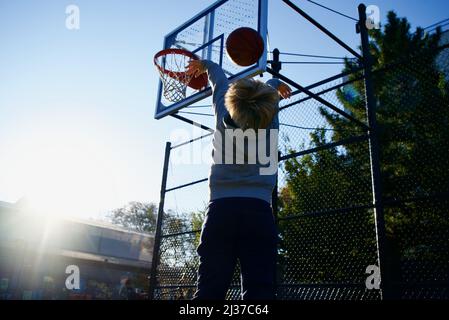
[193,197,278,300]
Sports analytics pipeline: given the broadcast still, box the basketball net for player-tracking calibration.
[154,49,195,103]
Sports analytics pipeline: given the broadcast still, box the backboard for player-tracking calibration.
[154,0,268,119]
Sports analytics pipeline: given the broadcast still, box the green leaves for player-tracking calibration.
[109,201,157,233]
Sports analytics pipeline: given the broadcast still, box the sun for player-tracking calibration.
[10,132,122,219]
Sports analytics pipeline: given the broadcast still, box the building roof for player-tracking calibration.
[0,199,153,238]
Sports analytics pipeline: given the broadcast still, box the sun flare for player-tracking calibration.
[6,132,122,219]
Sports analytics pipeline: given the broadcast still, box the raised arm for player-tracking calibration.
[265,78,292,99]
[265,78,292,129]
[186,60,229,117]
[202,60,229,95]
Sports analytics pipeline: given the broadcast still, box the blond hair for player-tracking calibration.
[225,79,279,130]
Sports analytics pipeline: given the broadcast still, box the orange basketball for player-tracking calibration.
[226,27,265,67]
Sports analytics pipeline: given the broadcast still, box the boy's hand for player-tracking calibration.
[278,82,292,99]
[186,60,207,78]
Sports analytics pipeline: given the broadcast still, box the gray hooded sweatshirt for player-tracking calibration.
[203,60,281,204]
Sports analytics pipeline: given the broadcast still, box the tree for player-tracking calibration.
[109,201,157,233]
[191,206,207,248]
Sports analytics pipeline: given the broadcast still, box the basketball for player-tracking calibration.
[226,27,265,67]
[187,73,208,90]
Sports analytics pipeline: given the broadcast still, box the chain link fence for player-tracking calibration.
[377,44,449,299]
[276,67,380,300]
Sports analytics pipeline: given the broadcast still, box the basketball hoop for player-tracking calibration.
[154,48,208,103]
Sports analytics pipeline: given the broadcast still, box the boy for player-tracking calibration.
[186,60,291,300]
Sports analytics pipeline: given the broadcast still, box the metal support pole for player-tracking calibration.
[271,48,281,222]
[272,150,281,299]
[171,113,214,133]
[358,4,391,300]
[271,48,282,76]
[149,142,171,300]
[270,48,282,298]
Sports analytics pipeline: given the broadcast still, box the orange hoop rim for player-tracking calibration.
[153,48,199,78]
[154,48,208,90]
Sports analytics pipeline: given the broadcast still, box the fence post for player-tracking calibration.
[271,49,281,222]
[149,141,171,300]
[271,48,282,78]
[358,4,392,299]
[270,49,282,298]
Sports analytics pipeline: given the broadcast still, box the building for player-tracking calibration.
[0,201,154,300]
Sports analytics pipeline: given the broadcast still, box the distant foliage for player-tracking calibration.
[109,201,157,233]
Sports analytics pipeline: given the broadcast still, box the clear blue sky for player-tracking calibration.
[1,0,448,219]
